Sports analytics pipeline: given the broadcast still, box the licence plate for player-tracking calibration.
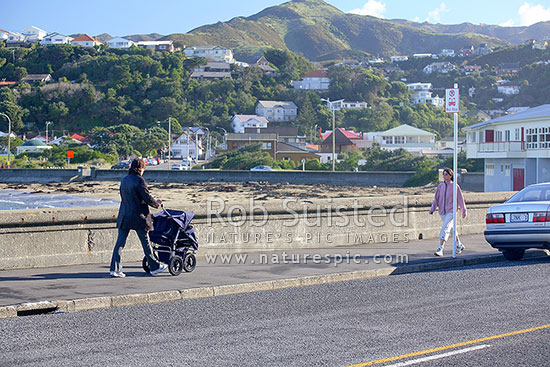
[510,213,528,222]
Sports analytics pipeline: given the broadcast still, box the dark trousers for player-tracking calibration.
[110,228,162,273]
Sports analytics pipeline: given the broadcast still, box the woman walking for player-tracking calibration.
[429,168,467,256]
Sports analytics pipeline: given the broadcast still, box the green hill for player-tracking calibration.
[163,0,510,61]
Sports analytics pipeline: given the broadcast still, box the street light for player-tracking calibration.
[0,113,11,167]
[202,127,210,161]
[320,98,344,172]
[45,121,53,144]
[157,117,172,168]
[217,127,227,150]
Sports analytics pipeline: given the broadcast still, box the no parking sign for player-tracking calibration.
[445,88,460,113]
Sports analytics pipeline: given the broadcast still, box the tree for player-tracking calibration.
[294,94,317,137]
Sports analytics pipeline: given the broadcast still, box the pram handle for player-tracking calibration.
[160,203,173,219]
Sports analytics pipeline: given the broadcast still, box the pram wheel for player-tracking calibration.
[183,253,196,273]
[142,256,150,273]
[169,256,183,276]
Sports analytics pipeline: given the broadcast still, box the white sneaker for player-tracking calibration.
[456,243,465,254]
[110,271,126,278]
[434,246,444,257]
[150,263,167,275]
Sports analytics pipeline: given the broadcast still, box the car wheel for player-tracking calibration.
[502,248,525,261]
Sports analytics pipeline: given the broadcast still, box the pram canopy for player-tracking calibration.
[150,209,198,250]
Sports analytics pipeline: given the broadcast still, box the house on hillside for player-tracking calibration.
[342,101,368,109]
[423,61,456,74]
[22,74,52,83]
[390,56,408,62]
[137,40,175,53]
[475,43,492,56]
[39,33,73,45]
[184,46,233,63]
[255,101,297,122]
[292,69,330,90]
[439,49,455,57]
[256,56,277,76]
[532,40,548,50]
[71,34,102,47]
[407,82,444,108]
[107,37,136,49]
[22,26,47,42]
[170,127,206,160]
[458,46,474,57]
[6,31,26,43]
[462,104,550,192]
[245,126,306,149]
[497,80,520,95]
[378,124,436,154]
[463,64,482,74]
[190,62,231,80]
[496,63,520,75]
[231,115,269,133]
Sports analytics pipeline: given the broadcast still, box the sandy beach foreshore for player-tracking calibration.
[0,181,439,207]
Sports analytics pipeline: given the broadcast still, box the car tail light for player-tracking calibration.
[486,213,505,224]
[533,211,550,222]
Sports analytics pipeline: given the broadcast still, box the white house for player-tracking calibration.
[255,101,297,122]
[497,82,520,95]
[463,104,550,192]
[423,61,456,74]
[22,26,47,42]
[107,37,136,49]
[407,82,445,108]
[390,56,408,62]
[6,32,26,43]
[0,29,9,41]
[231,115,269,133]
[292,69,330,90]
[342,101,368,109]
[16,139,53,155]
[184,46,233,63]
[440,49,455,57]
[71,34,102,47]
[170,128,205,160]
[378,124,436,154]
[39,33,73,45]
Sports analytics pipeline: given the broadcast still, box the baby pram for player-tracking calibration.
[142,207,199,276]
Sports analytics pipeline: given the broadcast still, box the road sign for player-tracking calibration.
[67,150,74,159]
[445,88,460,113]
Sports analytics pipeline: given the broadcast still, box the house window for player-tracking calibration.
[515,128,520,141]
[500,164,504,173]
[505,164,511,176]
[394,136,404,144]
[495,131,503,142]
[283,157,291,161]
[262,142,272,149]
[505,130,510,141]
[486,164,494,176]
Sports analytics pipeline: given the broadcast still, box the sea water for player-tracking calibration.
[0,190,119,210]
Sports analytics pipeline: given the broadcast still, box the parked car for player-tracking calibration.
[250,165,274,171]
[171,161,190,170]
[147,158,159,165]
[111,161,130,170]
[484,182,550,260]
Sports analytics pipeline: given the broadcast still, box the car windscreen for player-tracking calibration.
[506,185,550,203]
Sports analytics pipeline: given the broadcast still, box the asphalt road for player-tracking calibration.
[1,258,549,367]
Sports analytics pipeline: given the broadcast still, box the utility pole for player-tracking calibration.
[45,121,53,144]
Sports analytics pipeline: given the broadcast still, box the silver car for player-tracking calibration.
[485,182,550,260]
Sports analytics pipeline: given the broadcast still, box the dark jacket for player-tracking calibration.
[116,172,160,231]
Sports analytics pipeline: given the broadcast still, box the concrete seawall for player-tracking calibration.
[0,168,485,191]
[0,192,512,270]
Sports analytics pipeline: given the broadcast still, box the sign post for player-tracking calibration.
[67,150,74,166]
[446,85,459,258]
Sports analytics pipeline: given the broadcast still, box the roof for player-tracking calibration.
[21,139,49,147]
[303,69,327,78]
[70,133,89,142]
[0,81,16,86]
[257,101,297,109]
[233,115,269,123]
[227,133,277,140]
[72,34,101,43]
[190,71,231,78]
[380,124,435,137]
[321,128,361,140]
[463,104,550,131]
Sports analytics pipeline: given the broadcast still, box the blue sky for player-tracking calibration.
[2,0,550,36]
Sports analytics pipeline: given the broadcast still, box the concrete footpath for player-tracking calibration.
[1,234,548,318]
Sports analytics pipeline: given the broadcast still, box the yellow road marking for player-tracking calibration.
[347,324,550,367]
